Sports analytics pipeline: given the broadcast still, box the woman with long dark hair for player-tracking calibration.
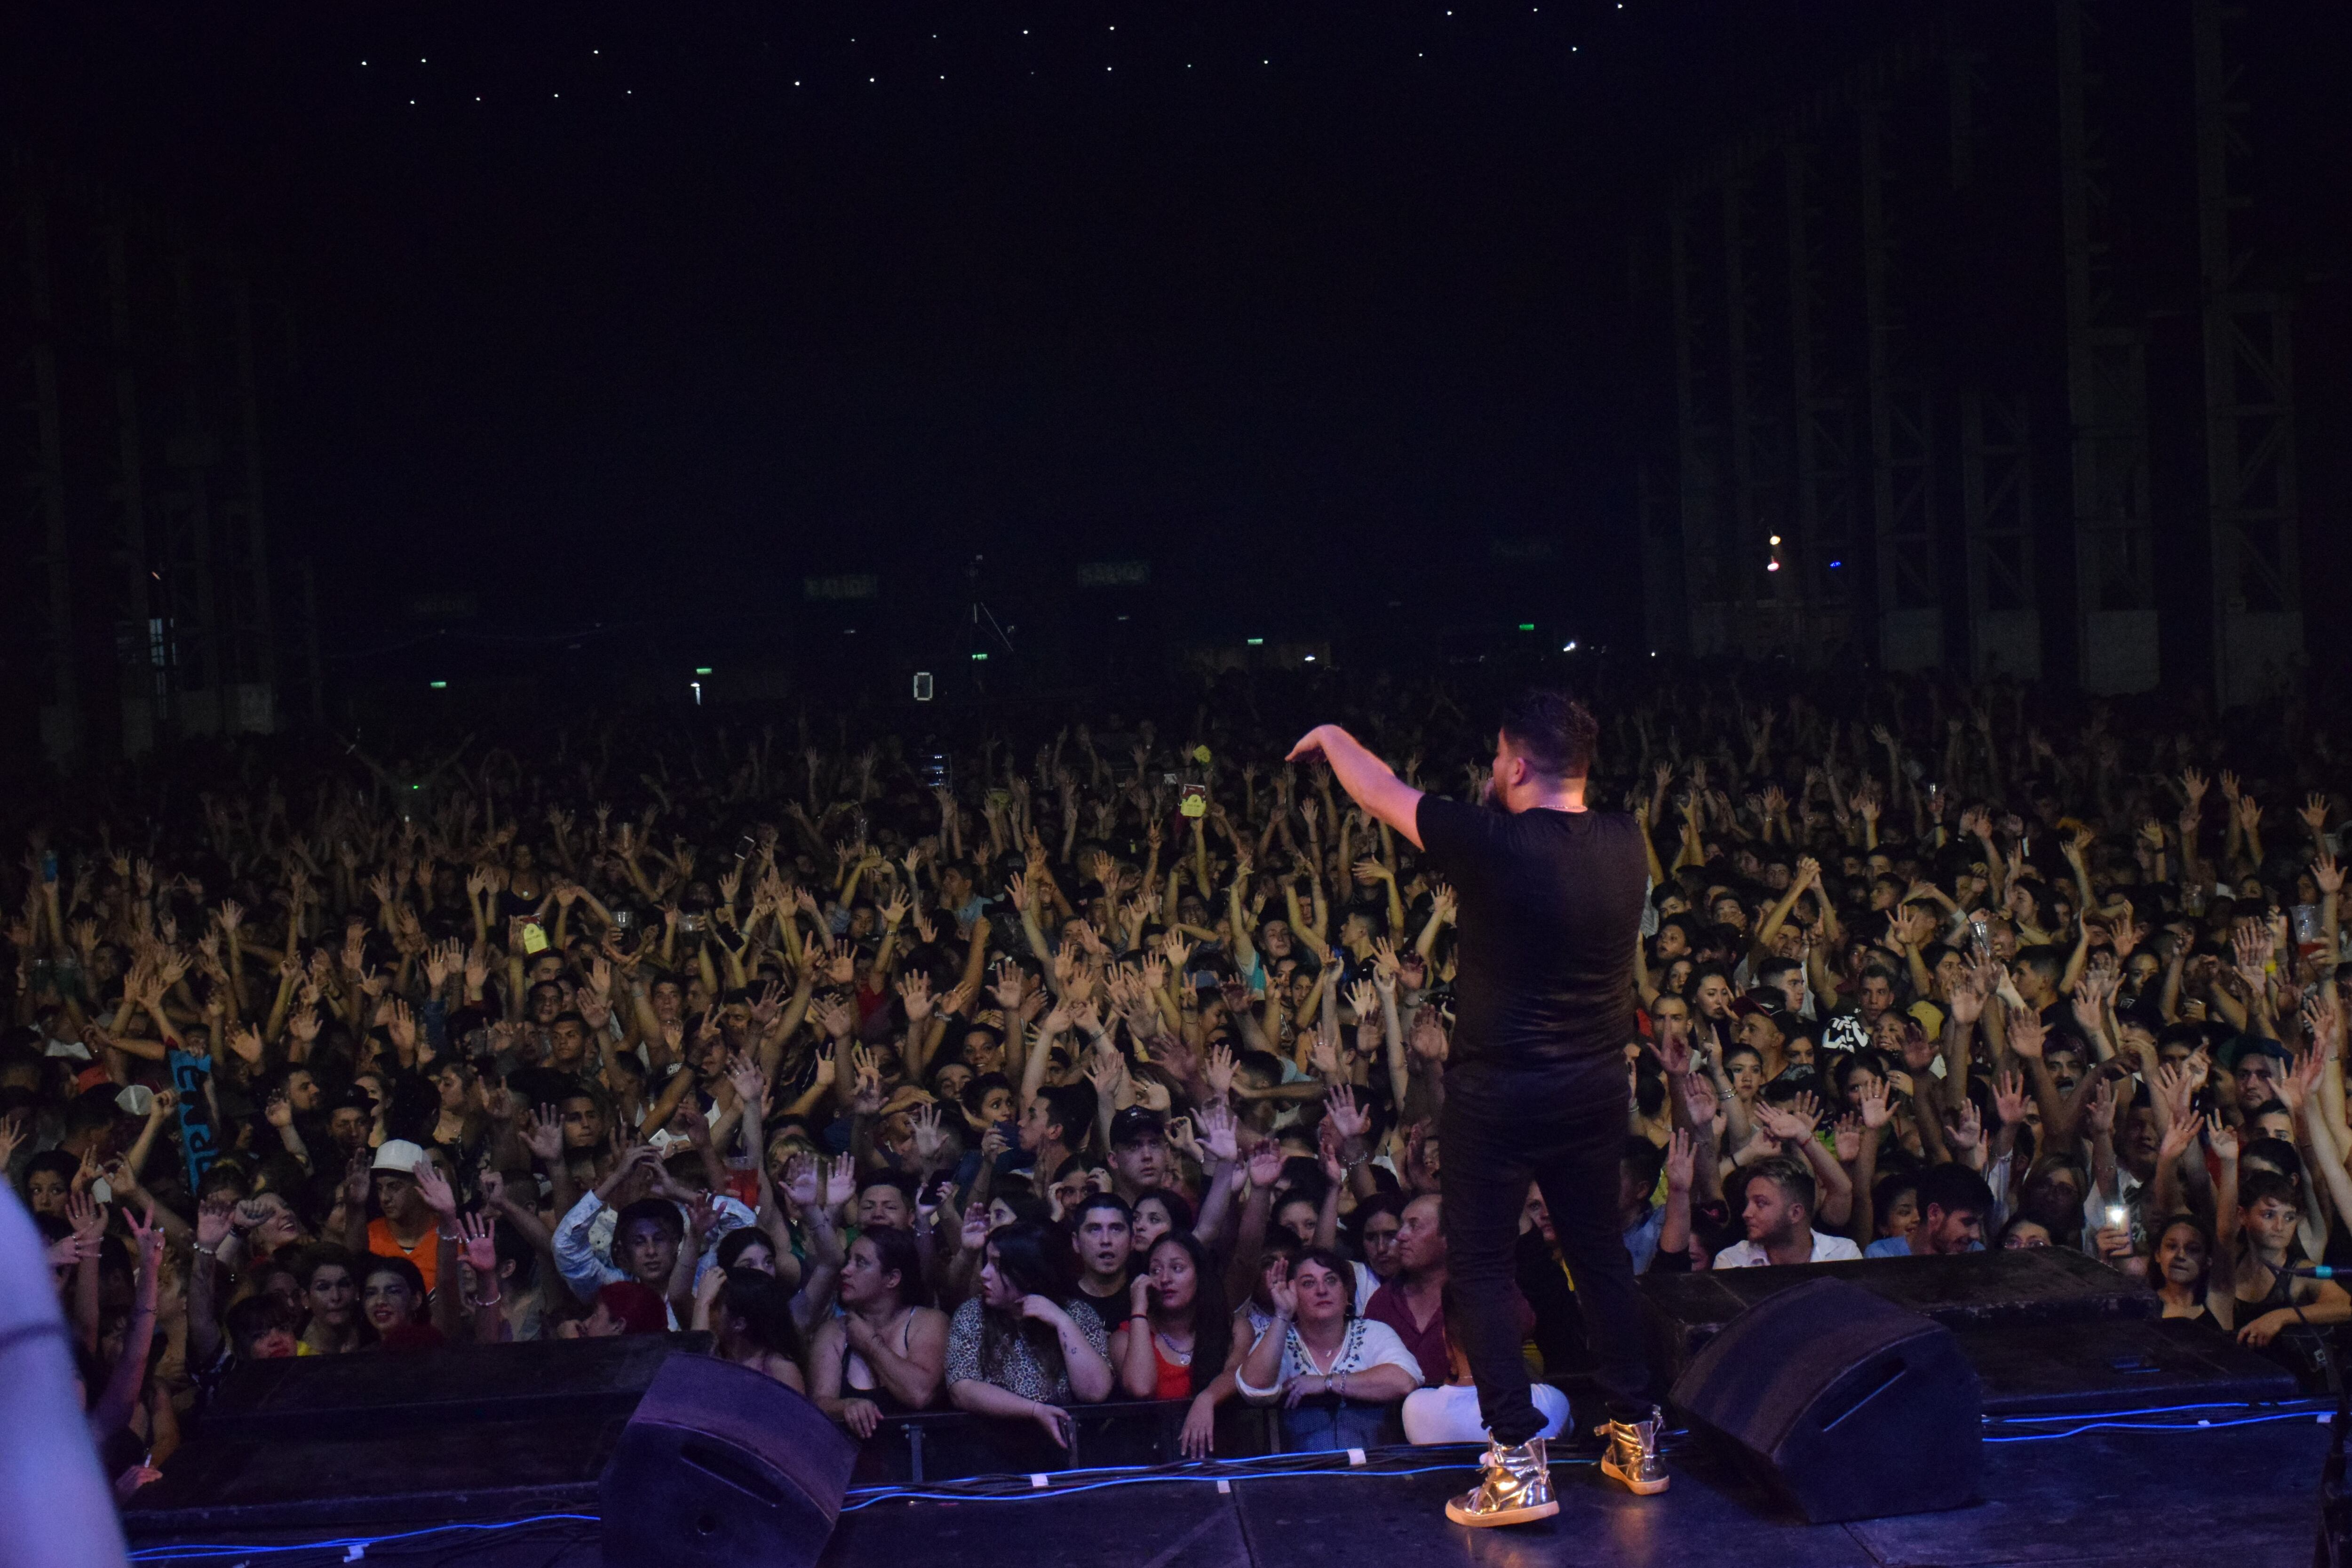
[713,1270,807,1391]
[809,1226,948,1436]
[1128,1187,1194,1256]
[2148,1214,2215,1322]
[944,1221,1112,1449]
[1112,1231,1242,1457]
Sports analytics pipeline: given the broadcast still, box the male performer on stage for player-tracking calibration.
[1289,690,1666,1526]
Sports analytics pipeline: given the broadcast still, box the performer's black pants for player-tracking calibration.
[1441,1072,1650,1446]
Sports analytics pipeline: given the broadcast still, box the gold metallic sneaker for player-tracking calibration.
[1445,1437,1559,1527]
[1600,1407,1669,1495]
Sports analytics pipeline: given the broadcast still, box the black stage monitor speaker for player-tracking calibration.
[125,1334,703,1535]
[1669,1276,1981,1523]
[601,1351,858,1568]
[126,1334,856,1568]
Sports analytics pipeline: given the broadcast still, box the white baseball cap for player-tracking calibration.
[371,1138,429,1175]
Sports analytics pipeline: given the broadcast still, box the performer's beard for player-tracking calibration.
[1479,773,1502,811]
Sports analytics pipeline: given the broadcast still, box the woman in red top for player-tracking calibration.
[1111,1232,1241,1458]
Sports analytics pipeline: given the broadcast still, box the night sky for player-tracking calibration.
[0,1,1973,654]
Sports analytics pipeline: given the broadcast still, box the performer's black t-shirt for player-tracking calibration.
[1415,794,1647,1101]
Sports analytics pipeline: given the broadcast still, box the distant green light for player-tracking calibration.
[972,652,988,661]
[694,666,712,676]
[1247,637,1264,646]
[429,680,447,689]
[1517,623,1535,632]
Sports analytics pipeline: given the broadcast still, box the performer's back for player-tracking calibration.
[1414,792,1648,1098]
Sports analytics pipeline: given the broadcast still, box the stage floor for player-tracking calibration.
[821,1420,2327,1568]
[128,1413,2331,1568]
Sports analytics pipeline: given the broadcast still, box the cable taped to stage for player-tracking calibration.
[121,1402,2336,1565]
[830,1401,2333,1510]
[833,1399,2336,1511]
[126,1513,603,1564]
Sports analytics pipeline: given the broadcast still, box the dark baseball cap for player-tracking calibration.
[1110,1106,1167,1147]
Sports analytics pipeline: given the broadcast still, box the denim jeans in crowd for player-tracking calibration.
[1279,1394,1394,1454]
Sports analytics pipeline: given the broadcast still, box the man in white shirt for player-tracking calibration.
[1714,1158,1863,1268]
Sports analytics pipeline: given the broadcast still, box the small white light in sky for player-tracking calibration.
[1769,535,1781,545]
[1766,560,1782,572]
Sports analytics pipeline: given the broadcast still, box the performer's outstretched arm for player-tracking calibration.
[1287,726,1425,850]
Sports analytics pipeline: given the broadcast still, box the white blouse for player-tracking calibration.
[1236,1317,1423,1403]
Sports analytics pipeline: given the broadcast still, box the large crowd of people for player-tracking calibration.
[6,667,2347,1499]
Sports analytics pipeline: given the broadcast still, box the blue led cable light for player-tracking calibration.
[127,1404,2340,1555]
[1986,1409,2334,1443]
[126,1513,599,1564]
[1987,1398,2330,1425]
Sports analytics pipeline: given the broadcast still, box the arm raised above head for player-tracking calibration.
[1287,726,1425,851]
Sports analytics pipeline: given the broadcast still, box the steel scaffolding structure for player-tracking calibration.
[2192,0,2301,708]
[1659,33,1947,671]
[17,186,79,761]
[1859,98,1942,672]
[1962,391,2038,680]
[1641,5,2325,695]
[1781,142,1858,645]
[4,150,293,767]
[2055,0,2160,694]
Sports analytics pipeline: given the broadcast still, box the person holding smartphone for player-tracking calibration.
[1287,689,1663,1527]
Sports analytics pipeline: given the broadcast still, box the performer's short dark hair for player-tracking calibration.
[1499,689,1599,779]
